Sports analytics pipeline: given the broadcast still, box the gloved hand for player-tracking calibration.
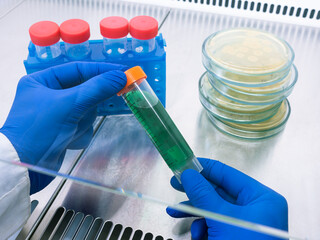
[167,158,288,240]
[0,62,127,194]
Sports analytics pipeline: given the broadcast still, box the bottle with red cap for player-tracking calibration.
[60,19,91,60]
[129,16,158,54]
[100,16,129,56]
[29,21,61,60]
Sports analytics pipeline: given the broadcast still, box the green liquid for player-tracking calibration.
[124,90,194,171]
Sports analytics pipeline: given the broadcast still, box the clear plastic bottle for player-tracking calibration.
[100,16,129,56]
[60,19,91,60]
[29,21,61,61]
[118,66,203,181]
[129,16,158,54]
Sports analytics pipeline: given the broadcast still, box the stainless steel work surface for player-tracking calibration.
[34,10,319,239]
[0,0,319,239]
[30,115,191,240]
[161,8,320,240]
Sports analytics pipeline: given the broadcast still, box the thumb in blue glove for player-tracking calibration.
[0,62,127,194]
[167,158,288,240]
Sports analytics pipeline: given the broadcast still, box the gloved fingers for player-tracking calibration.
[70,70,127,115]
[74,108,97,138]
[180,169,227,213]
[215,186,237,204]
[198,158,264,199]
[166,201,196,218]
[170,175,236,204]
[29,150,66,194]
[66,107,96,149]
[29,170,54,195]
[170,176,185,192]
[29,62,128,89]
[191,218,208,240]
[67,127,93,149]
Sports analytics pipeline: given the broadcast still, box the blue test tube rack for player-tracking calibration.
[23,34,166,115]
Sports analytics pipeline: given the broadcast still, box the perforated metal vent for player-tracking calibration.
[31,200,39,214]
[176,0,320,20]
[40,207,173,240]
[129,0,319,27]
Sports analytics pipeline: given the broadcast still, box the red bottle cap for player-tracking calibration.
[60,19,90,44]
[100,16,129,39]
[29,21,60,46]
[129,16,158,40]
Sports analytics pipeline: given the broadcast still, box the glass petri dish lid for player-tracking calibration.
[199,72,282,124]
[207,99,291,140]
[207,65,297,105]
[202,28,295,87]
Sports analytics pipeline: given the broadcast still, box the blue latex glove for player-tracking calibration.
[167,158,288,240]
[0,62,127,194]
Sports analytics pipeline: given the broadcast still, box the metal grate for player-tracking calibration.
[31,200,39,214]
[39,207,173,240]
[176,0,320,20]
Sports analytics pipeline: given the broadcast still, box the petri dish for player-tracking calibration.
[199,72,282,124]
[206,65,298,105]
[202,28,295,87]
[207,99,291,140]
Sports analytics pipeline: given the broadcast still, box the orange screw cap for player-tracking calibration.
[118,66,147,96]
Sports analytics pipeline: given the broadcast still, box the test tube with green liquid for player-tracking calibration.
[118,66,203,181]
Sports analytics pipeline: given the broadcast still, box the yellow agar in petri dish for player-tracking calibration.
[206,28,291,74]
[201,73,279,113]
[206,99,290,139]
[228,69,292,94]
[200,28,295,138]
[202,28,295,86]
[199,72,282,124]
[206,65,297,105]
[224,100,288,131]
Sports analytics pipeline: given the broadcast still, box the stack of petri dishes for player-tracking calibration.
[199,28,297,139]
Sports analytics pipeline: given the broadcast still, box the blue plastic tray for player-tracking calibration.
[24,34,166,115]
